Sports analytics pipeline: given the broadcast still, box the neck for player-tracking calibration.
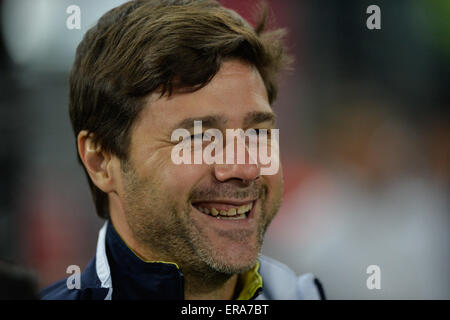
[183,268,238,300]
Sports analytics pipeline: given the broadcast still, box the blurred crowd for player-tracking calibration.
[0,0,448,299]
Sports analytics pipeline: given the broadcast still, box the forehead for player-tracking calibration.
[134,60,273,134]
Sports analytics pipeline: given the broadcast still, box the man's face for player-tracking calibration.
[119,60,283,275]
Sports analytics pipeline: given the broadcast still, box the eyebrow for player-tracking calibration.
[243,111,276,127]
[171,115,228,132]
[171,111,276,132]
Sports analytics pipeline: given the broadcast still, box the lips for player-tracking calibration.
[191,200,254,220]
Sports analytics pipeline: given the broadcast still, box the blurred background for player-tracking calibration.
[0,0,448,299]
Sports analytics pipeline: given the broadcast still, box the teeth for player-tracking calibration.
[195,202,253,219]
[211,208,219,216]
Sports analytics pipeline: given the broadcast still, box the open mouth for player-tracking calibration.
[191,201,254,220]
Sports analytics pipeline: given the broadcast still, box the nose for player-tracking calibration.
[214,162,260,183]
[213,136,260,183]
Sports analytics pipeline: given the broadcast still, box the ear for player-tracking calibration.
[77,131,118,194]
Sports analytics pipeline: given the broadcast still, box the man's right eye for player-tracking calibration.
[190,133,204,140]
[250,128,271,138]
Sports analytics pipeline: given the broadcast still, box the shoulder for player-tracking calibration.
[256,255,326,300]
[40,278,81,300]
[40,258,110,300]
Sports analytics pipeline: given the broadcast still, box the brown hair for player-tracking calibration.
[69,0,291,219]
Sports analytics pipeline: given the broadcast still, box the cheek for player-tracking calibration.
[263,168,284,202]
[158,162,211,198]
[267,166,284,188]
[134,144,211,200]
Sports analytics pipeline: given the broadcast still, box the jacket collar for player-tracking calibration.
[104,221,184,299]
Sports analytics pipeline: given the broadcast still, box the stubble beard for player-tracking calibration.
[120,161,281,281]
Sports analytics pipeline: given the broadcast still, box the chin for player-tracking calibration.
[199,237,261,275]
[205,256,258,275]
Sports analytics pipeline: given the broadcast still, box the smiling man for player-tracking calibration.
[41,0,325,300]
